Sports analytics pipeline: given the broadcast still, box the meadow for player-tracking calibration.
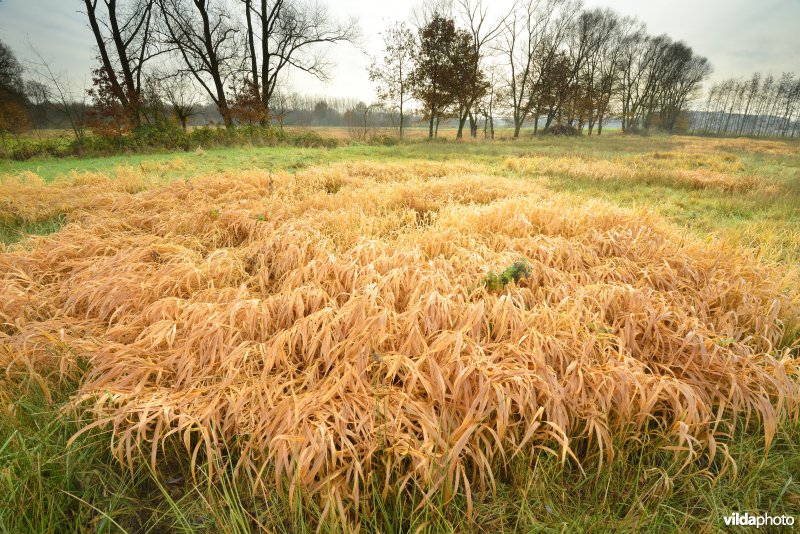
[0,131,799,532]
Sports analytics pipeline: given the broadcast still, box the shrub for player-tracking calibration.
[545,124,580,136]
[0,125,346,160]
[131,123,190,151]
[368,133,400,146]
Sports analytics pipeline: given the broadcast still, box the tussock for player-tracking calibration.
[1,161,798,518]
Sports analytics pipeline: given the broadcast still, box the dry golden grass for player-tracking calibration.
[505,151,771,192]
[0,168,156,227]
[678,136,800,156]
[1,161,798,519]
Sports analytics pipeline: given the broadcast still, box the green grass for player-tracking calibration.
[0,216,66,246]
[0,131,701,182]
[1,131,799,531]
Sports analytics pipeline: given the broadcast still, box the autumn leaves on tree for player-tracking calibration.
[0,41,32,139]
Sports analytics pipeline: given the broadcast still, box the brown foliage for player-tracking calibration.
[230,78,267,126]
[86,66,138,137]
[0,90,31,135]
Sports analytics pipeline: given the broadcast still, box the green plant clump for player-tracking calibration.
[482,260,532,291]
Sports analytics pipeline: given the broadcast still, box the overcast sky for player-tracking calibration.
[1,0,798,102]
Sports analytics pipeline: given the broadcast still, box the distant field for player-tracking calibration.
[1,133,799,532]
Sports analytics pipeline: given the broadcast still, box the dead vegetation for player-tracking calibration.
[1,160,799,522]
[505,151,771,192]
[0,169,156,229]
[680,136,800,156]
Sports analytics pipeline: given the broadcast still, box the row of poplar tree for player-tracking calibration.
[693,72,800,138]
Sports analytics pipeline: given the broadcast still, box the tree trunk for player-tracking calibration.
[456,107,468,139]
[399,99,404,138]
[219,103,233,128]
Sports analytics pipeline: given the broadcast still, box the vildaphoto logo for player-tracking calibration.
[723,512,795,528]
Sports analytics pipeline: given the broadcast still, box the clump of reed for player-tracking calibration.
[0,160,798,521]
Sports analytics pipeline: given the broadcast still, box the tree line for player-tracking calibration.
[691,72,800,138]
[1,0,799,141]
[0,0,359,138]
[370,0,714,139]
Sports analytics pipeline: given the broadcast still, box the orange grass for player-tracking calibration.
[1,161,799,519]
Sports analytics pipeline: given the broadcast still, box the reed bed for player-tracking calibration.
[1,161,798,520]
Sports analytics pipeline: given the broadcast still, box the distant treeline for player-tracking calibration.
[19,95,408,131]
[689,72,800,138]
[1,0,712,143]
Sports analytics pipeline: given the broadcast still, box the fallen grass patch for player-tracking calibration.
[504,152,772,193]
[1,160,798,524]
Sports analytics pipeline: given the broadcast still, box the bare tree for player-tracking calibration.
[453,0,507,138]
[657,42,711,131]
[82,0,159,127]
[592,13,632,134]
[159,0,243,127]
[240,0,359,123]
[700,71,800,138]
[27,45,88,143]
[499,0,571,138]
[411,0,453,30]
[369,21,416,138]
[617,30,657,132]
[269,89,293,129]
[344,101,379,140]
[569,8,620,134]
[158,72,201,129]
[476,63,501,139]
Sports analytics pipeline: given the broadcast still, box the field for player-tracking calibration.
[1,132,799,532]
